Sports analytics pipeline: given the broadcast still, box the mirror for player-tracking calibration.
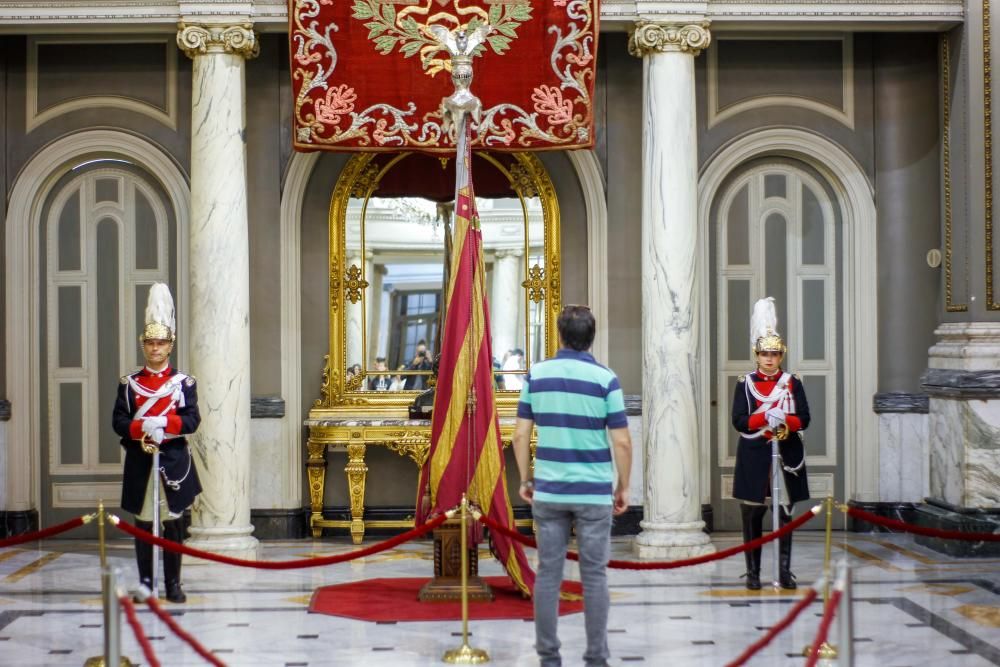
[317,151,560,415]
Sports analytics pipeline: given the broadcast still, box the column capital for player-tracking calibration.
[627,21,711,58]
[177,22,259,59]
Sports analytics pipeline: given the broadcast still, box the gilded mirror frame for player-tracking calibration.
[314,151,561,417]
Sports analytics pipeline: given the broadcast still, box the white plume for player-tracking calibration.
[145,282,175,333]
[749,296,778,347]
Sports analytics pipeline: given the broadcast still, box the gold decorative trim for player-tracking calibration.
[942,34,968,312]
[177,22,259,59]
[344,263,369,304]
[987,0,1000,309]
[316,151,560,416]
[522,264,546,303]
[627,22,711,58]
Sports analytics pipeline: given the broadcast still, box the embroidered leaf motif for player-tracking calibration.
[487,34,512,55]
[488,3,502,25]
[400,40,424,58]
[351,0,372,20]
[380,2,396,24]
[366,21,388,39]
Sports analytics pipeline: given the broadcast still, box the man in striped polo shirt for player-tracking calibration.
[513,305,633,667]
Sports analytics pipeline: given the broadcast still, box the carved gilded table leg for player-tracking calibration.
[306,437,328,538]
[345,442,368,544]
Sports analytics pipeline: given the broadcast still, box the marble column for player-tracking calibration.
[490,249,522,359]
[177,23,259,558]
[629,22,714,558]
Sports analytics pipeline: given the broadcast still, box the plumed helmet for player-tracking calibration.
[140,283,176,342]
[750,296,785,355]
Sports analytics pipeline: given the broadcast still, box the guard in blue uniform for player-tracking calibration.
[112,283,201,603]
[731,297,810,590]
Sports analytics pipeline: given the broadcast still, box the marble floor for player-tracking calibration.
[1,530,999,666]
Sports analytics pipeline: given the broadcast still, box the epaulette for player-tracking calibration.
[120,375,129,384]
[737,375,746,383]
[184,375,196,387]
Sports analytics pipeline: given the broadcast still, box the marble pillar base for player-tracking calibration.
[186,526,259,561]
[632,519,715,560]
[876,411,929,503]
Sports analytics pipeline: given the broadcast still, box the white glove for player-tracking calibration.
[766,413,783,429]
[141,416,167,435]
[150,427,165,444]
[765,407,786,424]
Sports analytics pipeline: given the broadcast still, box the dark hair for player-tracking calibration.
[376,356,386,363]
[557,305,595,351]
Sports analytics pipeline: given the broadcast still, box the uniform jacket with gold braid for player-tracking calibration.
[731,369,811,505]
[113,367,202,515]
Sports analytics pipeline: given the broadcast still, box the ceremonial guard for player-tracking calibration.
[113,283,202,603]
[731,297,810,590]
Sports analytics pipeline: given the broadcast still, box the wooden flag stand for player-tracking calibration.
[419,511,495,602]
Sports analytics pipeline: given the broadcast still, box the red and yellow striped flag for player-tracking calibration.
[415,120,534,596]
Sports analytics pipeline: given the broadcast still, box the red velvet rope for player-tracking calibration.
[146,596,227,667]
[724,587,819,667]
[0,516,85,549]
[846,506,1000,541]
[804,588,844,667]
[113,513,448,569]
[477,507,818,570]
[119,595,162,667]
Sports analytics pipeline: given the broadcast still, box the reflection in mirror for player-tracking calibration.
[334,151,554,400]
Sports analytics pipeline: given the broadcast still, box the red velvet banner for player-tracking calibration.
[289,0,598,153]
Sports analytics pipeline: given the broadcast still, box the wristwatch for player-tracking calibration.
[520,480,535,489]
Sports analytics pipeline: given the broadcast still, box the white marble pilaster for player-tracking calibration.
[178,22,259,558]
[490,249,522,359]
[629,22,714,559]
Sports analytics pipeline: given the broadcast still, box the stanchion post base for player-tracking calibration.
[801,641,838,659]
[442,643,491,664]
[83,657,134,666]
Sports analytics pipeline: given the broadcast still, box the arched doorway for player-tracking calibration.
[698,129,878,531]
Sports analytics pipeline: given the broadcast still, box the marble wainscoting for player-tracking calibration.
[923,370,1000,508]
[874,392,930,503]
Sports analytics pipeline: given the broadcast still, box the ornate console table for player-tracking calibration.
[305,417,526,543]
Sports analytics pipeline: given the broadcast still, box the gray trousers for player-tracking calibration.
[532,500,613,667]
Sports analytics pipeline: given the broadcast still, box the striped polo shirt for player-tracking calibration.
[517,349,628,505]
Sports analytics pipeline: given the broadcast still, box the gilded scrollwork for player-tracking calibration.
[316,354,333,408]
[941,35,968,312]
[507,163,539,198]
[627,22,712,58]
[344,263,369,304]
[985,0,1000,310]
[177,23,260,59]
[384,430,432,467]
[522,264,546,303]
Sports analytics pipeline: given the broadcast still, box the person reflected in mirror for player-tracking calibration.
[502,347,525,390]
[389,365,407,391]
[368,357,390,391]
[403,339,432,390]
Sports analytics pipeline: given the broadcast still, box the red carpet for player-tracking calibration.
[309,576,584,622]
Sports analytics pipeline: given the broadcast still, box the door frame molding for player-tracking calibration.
[5,129,189,515]
[697,128,879,507]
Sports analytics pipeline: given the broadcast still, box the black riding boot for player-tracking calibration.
[134,519,154,589]
[740,504,765,590]
[162,519,187,603]
[778,506,797,590]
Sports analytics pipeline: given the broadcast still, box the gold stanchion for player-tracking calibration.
[84,502,134,667]
[442,495,490,664]
[802,496,838,660]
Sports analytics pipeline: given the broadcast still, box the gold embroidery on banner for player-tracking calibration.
[942,34,968,312]
[292,0,594,150]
